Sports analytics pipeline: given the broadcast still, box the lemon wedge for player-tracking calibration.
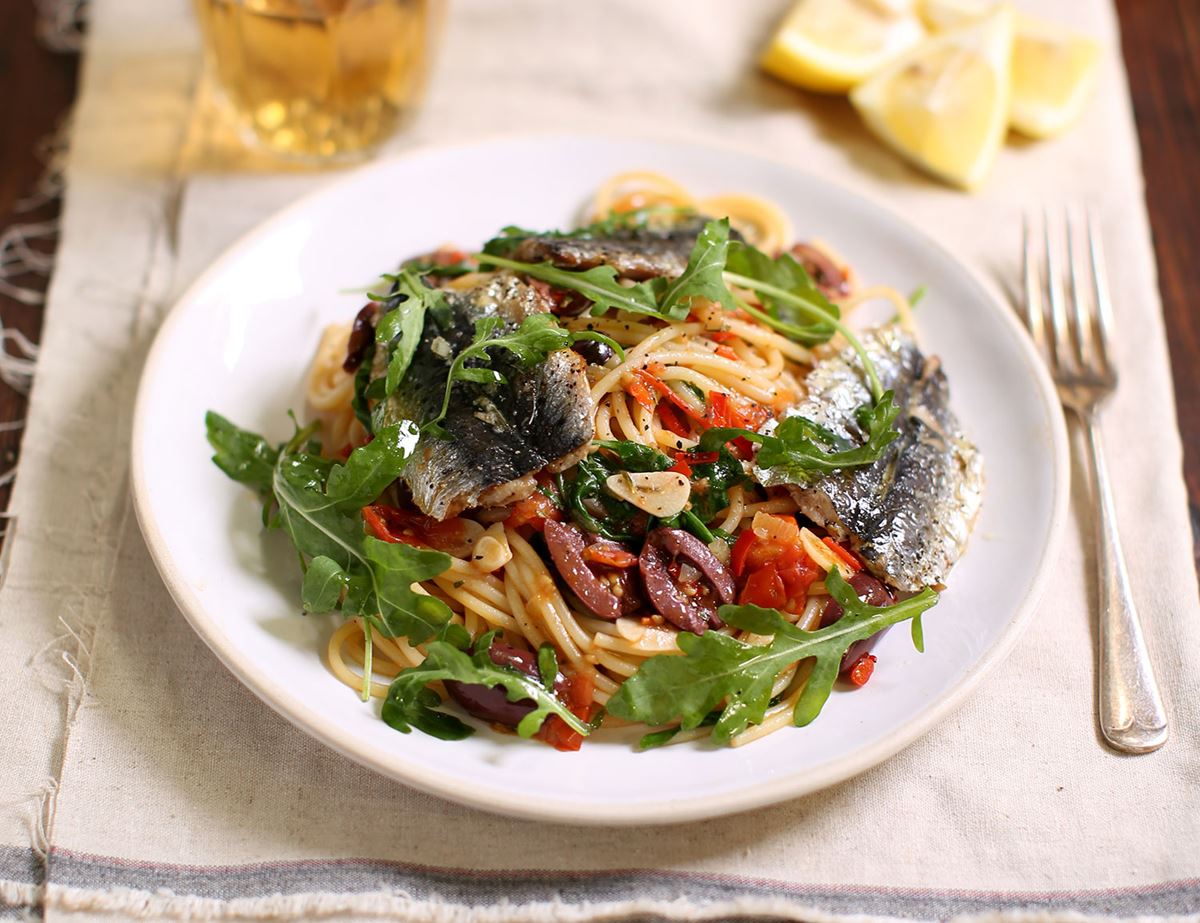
[1008,16,1101,138]
[761,0,926,94]
[920,1,1101,138]
[849,6,1014,189]
[918,0,992,30]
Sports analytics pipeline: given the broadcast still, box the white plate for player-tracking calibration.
[131,135,1068,825]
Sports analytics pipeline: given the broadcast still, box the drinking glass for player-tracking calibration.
[193,0,441,160]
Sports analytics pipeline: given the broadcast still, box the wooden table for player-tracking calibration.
[1,1,1196,572]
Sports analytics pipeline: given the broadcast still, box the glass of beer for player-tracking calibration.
[193,0,441,160]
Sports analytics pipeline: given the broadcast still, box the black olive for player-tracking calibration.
[818,572,896,674]
[638,528,735,634]
[571,339,614,366]
[444,640,567,727]
[343,302,380,372]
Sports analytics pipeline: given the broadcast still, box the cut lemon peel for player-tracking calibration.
[850,5,1014,190]
[762,0,926,94]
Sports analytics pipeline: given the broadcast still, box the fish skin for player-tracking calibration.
[382,273,595,520]
[761,326,983,591]
[510,216,725,281]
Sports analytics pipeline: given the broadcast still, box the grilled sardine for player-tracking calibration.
[762,327,983,591]
[510,216,730,281]
[383,274,595,520]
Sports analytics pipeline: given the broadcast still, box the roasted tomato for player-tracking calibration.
[731,514,820,615]
[362,503,471,553]
[504,491,563,533]
[537,672,596,752]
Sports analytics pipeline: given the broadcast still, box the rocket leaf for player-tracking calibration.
[473,253,663,319]
[698,392,901,484]
[475,218,734,323]
[381,639,593,741]
[204,413,456,645]
[724,241,839,345]
[372,270,445,399]
[653,217,736,316]
[422,312,574,438]
[205,411,280,494]
[606,569,938,745]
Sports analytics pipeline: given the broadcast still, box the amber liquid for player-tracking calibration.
[194,0,436,159]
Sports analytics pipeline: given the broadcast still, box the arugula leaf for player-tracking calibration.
[423,313,573,437]
[477,218,734,324]
[372,270,443,398]
[381,639,592,741]
[480,224,539,258]
[557,441,673,540]
[474,254,663,319]
[479,207,696,258]
[653,218,736,317]
[607,569,939,744]
[206,413,457,646]
[401,256,475,280]
[637,710,721,751]
[724,242,839,345]
[301,555,350,612]
[686,446,750,523]
[537,643,559,690]
[205,411,280,494]
[593,440,674,472]
[350,348,376,435]
[698,392,900,484]
[361,536,460,642]
[325,422,421,507]
[757,398,900,478]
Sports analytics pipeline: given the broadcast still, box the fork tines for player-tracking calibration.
[1021,208,1117,390]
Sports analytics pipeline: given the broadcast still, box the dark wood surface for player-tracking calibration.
[0,1,77,515]
[0,2,1196,571]
[1114,0,1200,571]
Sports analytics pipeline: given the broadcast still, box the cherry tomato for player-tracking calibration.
[504,492,563,533]
[847,653,877,687]
[581,543,639,569]
[362,504,469,552]
[538,673,596,752]
[739,563,786,609]
[822,536,863,573]
[658,401,692,438]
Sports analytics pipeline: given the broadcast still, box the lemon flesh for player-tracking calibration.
[850,6,1013,189]
[1009,19,1101,138]
[919,0,993,31]
[920,1,1100,138]
[762,0,926,94]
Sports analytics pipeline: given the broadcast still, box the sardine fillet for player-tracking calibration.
[510,217,728,281]
[384,274,595,520]
[776,327,984,591]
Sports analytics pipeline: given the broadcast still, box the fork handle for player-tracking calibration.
[1080,412,1169,753]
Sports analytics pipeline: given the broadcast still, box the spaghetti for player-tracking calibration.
[302,175,922,749]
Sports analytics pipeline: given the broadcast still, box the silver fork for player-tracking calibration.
[1021,209,1168,754]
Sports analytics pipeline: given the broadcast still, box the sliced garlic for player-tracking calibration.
[604,470,691,519]
[708,539,731,565]
[470,522,512,573]
[615,617,646,642]
[799,526,856,579]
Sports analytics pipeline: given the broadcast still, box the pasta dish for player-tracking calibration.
[205,172,983,751]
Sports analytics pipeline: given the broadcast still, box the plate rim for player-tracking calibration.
[130,132,1070,826]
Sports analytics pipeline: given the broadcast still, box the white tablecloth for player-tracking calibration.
[2,1,1197,920]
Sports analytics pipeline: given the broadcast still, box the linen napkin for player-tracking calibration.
[2,0,1198,920]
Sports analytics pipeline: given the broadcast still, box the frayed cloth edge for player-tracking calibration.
[39,884,1200,923]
